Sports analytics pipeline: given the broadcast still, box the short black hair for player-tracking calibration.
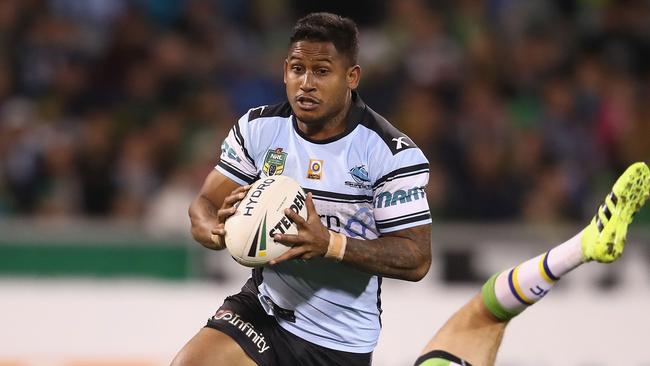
[289,12,359,66]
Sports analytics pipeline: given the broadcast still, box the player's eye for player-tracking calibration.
[291,65,304,73]
[316,68,330,76]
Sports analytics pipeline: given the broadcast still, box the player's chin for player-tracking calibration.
[293,109,325,125]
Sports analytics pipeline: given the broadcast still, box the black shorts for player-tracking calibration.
[205,278,372,366]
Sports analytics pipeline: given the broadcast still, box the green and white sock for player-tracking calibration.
[482,232,585,321]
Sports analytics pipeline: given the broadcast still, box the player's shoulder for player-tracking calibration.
[357,106,418,156]
[246,102,292,122]
[354,104,429,183]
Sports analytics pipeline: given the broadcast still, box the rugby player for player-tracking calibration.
[414,162,649,365]
[172,12,432,366]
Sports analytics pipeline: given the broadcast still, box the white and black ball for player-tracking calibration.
[224,175,307,267]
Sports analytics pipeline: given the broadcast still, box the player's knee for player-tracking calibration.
[170,349,226,366]
[169,348,196,366]
[171,328,257,366]
[169,335,217,366]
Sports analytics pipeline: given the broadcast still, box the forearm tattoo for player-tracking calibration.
[343,224,431,280]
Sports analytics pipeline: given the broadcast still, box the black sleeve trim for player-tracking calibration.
[375,210,431,224]
[217,161,256,184]
[219,160,257,180]
[232,123,256,166]
[373,163,430,190]
[373,171,430,191]
[376,213,431,230]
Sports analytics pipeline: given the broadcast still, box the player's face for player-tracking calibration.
[284,41,360,126]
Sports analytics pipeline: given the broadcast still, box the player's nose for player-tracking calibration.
[299,72,316,92]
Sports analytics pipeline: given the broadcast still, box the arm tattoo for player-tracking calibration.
[342,224,432,281]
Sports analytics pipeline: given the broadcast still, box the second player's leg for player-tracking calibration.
[417,294,506,366]
[415,162,650,366]
[170,327,257,366]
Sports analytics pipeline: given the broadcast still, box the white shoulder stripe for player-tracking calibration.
[375,209,431,224]
[373,163,429,189]
[373,169,430,191]
[378,217,432,232]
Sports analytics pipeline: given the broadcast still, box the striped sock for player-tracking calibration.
[482,232,585,321]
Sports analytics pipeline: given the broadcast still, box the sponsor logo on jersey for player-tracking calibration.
[392,136,410,150]
[345,165,372,189]
[319,214,341,231]
[247,213,268,257]
[307,159,323,180]
[212,310,271,353]
[263,147,287,176]
[375,186,426,208]
[220,141,241,162]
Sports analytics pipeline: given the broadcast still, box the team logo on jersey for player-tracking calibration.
[307,159,323,180]
[262,147,287,176]
[345,165,372,189]
[247,214,268,257]
[392,136,410,150]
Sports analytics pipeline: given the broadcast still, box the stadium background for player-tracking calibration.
[0,0,649,365]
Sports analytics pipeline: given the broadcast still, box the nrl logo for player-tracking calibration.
[263,147,287,176]
[345,165,372,189]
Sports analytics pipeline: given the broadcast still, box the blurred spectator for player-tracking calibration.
[75,109,117,216]
[0,0,649,225]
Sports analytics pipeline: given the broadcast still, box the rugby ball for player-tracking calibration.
[224,175,307,267]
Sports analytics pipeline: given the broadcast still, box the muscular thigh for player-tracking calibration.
[171,327,257,366]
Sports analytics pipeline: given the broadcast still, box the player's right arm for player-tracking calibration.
[188,169,250,250]
[191,108,259,250]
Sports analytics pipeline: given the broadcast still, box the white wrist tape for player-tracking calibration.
[325,231,347,262]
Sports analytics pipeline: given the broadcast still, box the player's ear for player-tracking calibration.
[347,64,361,90]
[283,59,289,84]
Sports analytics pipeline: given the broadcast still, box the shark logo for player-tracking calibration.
[345,165,372,189]
[349,165,370,183]
[247,214,268,257]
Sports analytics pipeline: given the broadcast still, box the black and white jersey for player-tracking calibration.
[216,92,431,353]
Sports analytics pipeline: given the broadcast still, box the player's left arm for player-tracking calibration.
[339,224,431,281]
[271,193,432,281]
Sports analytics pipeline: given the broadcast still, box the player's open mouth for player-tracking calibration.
[296,96,319,111]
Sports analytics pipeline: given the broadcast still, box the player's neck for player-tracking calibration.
[296,96,351,141]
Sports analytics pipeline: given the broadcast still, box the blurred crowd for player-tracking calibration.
[0,0,649,232]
